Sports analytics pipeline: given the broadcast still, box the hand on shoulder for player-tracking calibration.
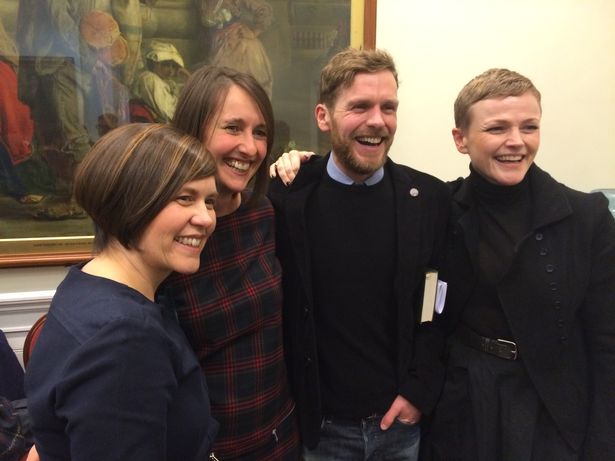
[269,150,315,185]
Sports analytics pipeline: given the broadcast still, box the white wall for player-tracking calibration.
[0,267,67,363]
[0,266,68,293]
[377,0,615,192]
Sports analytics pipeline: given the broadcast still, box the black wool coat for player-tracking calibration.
[436,164,615,459]
[268,153,451,448]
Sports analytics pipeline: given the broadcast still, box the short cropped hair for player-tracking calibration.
[319,47,398,108]
[75,123,216,251]
[454,68,542,130]
[172,65,274,207]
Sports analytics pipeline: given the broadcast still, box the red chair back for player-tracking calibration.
[23,314,47,367]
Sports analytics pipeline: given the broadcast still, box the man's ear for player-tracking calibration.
[315,104,331,132]
[452,128,469,154]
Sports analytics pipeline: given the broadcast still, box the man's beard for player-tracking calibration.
[330,123,391,176]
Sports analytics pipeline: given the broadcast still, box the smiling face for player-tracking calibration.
[138,177,217,281]
[204,84,268,202]
[316,70,398,183]
[452,91,541,186]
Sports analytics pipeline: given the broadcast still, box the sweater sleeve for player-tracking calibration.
[54,317,178,461]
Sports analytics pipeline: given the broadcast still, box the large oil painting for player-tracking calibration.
[0,0,376,267]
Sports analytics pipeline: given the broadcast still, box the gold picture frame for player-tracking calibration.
[0,0,376,267]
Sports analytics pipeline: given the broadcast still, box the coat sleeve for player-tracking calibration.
[53,318,178,461]
[582,195,615,459]
[399,180,451,414]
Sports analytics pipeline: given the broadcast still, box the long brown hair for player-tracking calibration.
[172,65,274,206]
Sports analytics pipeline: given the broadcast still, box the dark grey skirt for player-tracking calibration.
[421,338,578,461]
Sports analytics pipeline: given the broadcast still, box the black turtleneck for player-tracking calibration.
[462,166,533,340]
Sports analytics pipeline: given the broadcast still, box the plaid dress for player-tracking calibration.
[163,196,298,460]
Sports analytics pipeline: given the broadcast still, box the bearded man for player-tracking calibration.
[269,47,451,461]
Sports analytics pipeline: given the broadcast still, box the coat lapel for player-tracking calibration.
[388,160,426,331]
[451,178,480,272]
[283,154,329,303]
[527,165,572,230]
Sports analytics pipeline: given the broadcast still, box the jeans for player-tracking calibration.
[303,415,420,461]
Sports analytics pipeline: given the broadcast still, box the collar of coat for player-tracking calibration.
[449,163,573,230]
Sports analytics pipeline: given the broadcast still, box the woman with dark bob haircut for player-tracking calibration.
[25,123,220,461]
[161,66,300,459]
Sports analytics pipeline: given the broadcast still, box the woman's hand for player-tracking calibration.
[269,150,315,185]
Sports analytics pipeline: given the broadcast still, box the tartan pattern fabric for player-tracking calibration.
[0,397,33,461]
[163,197,296,459]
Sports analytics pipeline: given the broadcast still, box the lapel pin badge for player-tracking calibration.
[409,187,419,197]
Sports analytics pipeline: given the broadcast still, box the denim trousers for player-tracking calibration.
[303,415,421,461]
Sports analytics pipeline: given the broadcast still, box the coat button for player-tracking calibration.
[560,335,568,342]
[554,300,562,310]
[545,264,555,273]
[549,282,557,291]
[557,319,565,327]
[540,247,548,256]
[305,356,312,367]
